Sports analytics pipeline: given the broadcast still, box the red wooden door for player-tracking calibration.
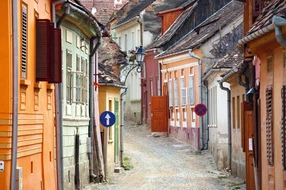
[242,101,255,190]
[151,96,168,132]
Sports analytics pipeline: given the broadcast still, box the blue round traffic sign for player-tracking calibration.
[100,111,116,127]
[194,104,207,116]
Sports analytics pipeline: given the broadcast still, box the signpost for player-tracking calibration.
[100,111,116,127]
[194,103,207,116]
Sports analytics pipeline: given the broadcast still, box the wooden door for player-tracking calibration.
[151,96,168,132]
[242,101,255,190]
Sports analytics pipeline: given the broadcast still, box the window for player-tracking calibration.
[232,97,235,128]
[75,55,82,102]
[237,96,240,128]
[181,77,187,106]
[132,32,135,48]
[82,58,88,104]
[66,51,72,104]
[118,37,121,46]
[21,4,28,79]
[124,34,127,52]
[157,76,160,96]
[150,80,153,96]
[284,52,286,68]
[74,56,88,104]
[267,56,273,73]
[168,80,173,107]
[188,76,194,105]
[174,78,179,107]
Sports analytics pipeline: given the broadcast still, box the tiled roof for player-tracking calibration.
[147,0,197,50]
[156,1,243,58]
[98,37,125,86]
[247,0,286,35]
[212,46,243,69]
[116,0,156,27]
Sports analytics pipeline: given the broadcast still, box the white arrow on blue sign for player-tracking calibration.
[100,111,116,127]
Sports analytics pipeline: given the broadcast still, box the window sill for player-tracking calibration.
[20,79,31,87]
[34,82,42,89]
[47,84,54,90]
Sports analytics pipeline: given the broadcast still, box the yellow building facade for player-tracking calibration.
[98,86,121,174]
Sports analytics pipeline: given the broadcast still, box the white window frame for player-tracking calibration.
[188,75,195,105]
[168,79,173,107]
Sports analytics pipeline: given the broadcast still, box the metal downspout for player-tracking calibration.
[273,16,286,48]
[89,36,101,182]
[218,80,231,170]
[120,88,128,167]
[203,81,209,149]
[11,0,19,189]
[137,16,144,125]
[52,1,66,190]
[188,50,205,150]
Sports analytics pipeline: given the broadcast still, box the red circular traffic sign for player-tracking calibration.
[194,103,207,116]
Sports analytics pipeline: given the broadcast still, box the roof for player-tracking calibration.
[98,37,125,86]
[147,0,197,50]
[115,0,156,27]
[247,0,286,35]
[212,46,243,69]
[156,1,243,59]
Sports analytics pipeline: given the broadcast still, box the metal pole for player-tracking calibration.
[11,0,19,188]
[120,88,127,167]
[52,1,66,189]
[219,81,231,170]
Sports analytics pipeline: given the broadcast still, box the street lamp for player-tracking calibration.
[135,46,146,64]
[120,45,145,167]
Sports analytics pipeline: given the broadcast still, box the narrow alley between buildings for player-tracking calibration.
[85,122,245,190]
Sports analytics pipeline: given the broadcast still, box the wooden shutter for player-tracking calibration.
[36,19,62,83]
[282,85,286,170]
[50,28,62,83]
[21,5,27,79]
[266,87,274,165]
[36,19,51,81]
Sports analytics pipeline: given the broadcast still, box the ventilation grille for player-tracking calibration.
[281,85,286,170]
[266,87,274,165]
[21,5,27,79]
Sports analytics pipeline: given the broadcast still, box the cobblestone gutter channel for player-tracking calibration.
[84,122,246,190]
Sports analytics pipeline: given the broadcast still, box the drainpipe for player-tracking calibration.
[273,16,286,48]
[120,87,128,167]
[11,0,19,189]
[75,132,80,189]
[52,1,66,190]
[203,80,209,149]
[218,79,231,171]
[89,36,102,181]
[188,50,207,150]
[137,15,144,125]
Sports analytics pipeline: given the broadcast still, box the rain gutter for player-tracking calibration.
[273,16,286,48]
[11,0,19,189]
[52,1,66,190]
[188,50,208,150]
[218,70,234,171]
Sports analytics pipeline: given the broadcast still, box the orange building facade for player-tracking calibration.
[159,51,201,149]
[0,0,57,189]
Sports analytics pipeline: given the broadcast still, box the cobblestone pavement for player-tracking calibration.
[84,122,246,190]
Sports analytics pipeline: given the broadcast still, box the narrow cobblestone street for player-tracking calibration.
[85,122,246,190]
